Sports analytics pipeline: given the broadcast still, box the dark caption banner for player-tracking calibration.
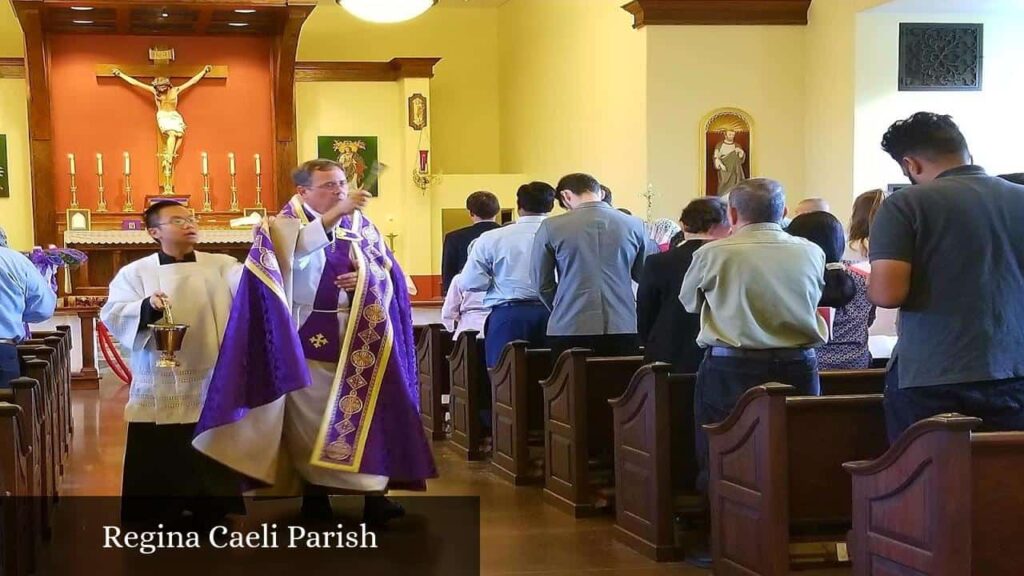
[12,496,479,576]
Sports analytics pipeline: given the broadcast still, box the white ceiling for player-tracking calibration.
[870,0,1024,13]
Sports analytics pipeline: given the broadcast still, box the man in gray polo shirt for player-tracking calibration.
[870,112,1024,442]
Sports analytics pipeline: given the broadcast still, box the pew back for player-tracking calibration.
[448,330,486,460]
[818,370,885,396]
[491,342,553,485]
[417,324,453,440]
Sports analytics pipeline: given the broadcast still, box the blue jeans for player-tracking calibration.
[694,351,819,493]
[0,344,19,388]
[884,359,1024,443]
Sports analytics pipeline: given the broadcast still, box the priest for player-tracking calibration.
[100,200,245,523]
[194,159,436,524]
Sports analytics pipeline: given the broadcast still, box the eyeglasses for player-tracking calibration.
[306,180,349,192]
[156,216,199,228]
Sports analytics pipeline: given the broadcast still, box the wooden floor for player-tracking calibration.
[64,373,850,575]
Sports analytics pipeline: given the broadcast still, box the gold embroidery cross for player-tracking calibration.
[310,333,329,349]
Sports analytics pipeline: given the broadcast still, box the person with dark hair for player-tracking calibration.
[532,173,646,358]
[844,189,884,262]
[101,198,245,524]
[636,197,730,374]
[600,184,613,206]
[441,190,502,294]
[193,158,436,525]
[680,178,827,503]
[870,112,1024,442]
[462,181,555,368]
[788,212,873,370]
[999,173,1024,185]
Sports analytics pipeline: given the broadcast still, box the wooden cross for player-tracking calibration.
[95,46,228,79]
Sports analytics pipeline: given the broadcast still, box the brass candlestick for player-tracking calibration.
[97,173,108,213]
[255,173,263,207]
[70,173,79,209]
[202,173,213,212]
[123,173,134,212]
[229,173,240,212]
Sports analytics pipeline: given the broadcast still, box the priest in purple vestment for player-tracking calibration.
[193,159,436,524]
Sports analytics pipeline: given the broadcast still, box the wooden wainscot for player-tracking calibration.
[844,414,1024,576]
[490,341,553,485]
[416,323,453,440]
[542,349,644,517]
[609,363,699,561]
[705,384,888,575]
[447,330,487,460]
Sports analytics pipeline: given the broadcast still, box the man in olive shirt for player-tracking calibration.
[680,178,828,494]
[870,112,1024,442]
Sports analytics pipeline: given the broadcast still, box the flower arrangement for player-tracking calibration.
[24,245,89,293]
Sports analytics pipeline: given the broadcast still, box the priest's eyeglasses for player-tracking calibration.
[156,216,199,228]
[308,180,348,192]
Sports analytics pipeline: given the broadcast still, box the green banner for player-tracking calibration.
[317,135,380,197]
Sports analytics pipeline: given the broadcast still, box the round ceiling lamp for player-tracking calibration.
[338,0,438,24]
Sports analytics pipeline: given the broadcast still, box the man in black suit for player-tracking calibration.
[441,191,501,295]
[636,197,731,373]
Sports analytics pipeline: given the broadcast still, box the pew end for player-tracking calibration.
[447,329,487,461]
[491,341,552,486]
[417,323,453,441]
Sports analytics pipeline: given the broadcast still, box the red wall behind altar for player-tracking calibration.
[49,35,275,213]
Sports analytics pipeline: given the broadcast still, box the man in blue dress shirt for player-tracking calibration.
[0,226,57,387]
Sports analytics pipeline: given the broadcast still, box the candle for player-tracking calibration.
[96,153,103,176]
[201,152,209,175]
[123,152,131,175]
[228,153,236,175]
[254,153,262,175]
[68,153,76,175]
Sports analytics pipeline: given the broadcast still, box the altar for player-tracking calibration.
[58,210,254,295]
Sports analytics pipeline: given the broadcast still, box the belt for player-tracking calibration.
[709,347,814,361]
[493,300,543,309]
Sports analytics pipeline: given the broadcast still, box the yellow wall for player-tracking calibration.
[0,0,23,57]
[855,10,1024,192]
[646,25,806,219]
[497,0,647,216]
[298,2,501,175]
[0,79,31,250]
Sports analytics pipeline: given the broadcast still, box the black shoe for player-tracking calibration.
[363,495,405,526]
[300,494,334,521]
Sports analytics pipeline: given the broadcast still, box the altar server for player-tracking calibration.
[100,200,244,523]
[194,159,436,525]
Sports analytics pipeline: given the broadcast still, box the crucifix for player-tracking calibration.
[386,232,398,252]
[98,47,227,195]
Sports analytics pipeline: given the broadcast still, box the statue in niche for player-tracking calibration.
[701,109,753,197]
[713,129,747,196]
[111,65,212,191]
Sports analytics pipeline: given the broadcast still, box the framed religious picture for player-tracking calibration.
[318,136,380,197]
[67,208,92,231]
[699,108,754,197]
[0,134,9,198]
[408,94,428,131]
[244,207,267,219]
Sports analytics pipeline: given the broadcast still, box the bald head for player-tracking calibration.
[795,197,831,217]
[727,178,786,226]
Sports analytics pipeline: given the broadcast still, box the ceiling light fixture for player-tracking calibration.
[72,19,94,24]
[228,22,249,27]
[70,6,94,11]
[161,12,169,17]
[234,9,256,14]
[338,0,437,24]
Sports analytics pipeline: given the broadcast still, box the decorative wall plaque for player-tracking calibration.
[899,23,983,91]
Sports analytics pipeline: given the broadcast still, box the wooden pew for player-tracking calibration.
[609,363,698,561]
[31,328,74,459]
[447,330,487,460]
[844,414,1024,576]
[0,402,36,576]
[542,349,644,517]
[819,369,885,396]
[609,367,888,562]
[417,323,454,440]
[28,333,71,473]
[18,344,63,493]
[17,352,58,512]
[0,377,44,567]
[706,384,888,575]
[490,341,553,485]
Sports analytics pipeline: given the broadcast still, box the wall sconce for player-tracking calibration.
[413,149,440,191]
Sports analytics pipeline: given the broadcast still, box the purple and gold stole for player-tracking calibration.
[281,196,402,473]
